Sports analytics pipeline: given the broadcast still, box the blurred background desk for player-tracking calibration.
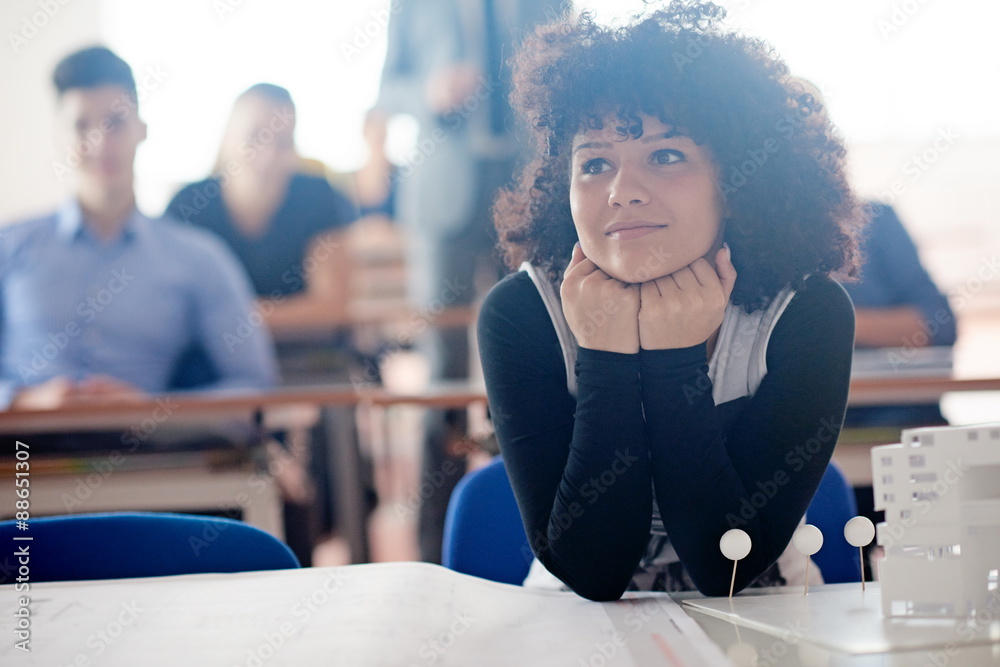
[847,376,1000,408]
[3,369,994,568]
[0,383,488,564]
[838,375,1000,486]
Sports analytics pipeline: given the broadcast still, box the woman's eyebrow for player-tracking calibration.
[573,131,685,154]
[572,140,613,154]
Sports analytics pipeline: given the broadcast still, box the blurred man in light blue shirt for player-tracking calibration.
[0,46,278,410]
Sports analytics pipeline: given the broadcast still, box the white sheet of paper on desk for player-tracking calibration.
[0,562,730,667]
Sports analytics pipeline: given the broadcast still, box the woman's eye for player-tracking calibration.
[580,158,611,175]
[651,149,684,165]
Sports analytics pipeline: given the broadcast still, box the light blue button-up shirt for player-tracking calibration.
[0,201,279,408]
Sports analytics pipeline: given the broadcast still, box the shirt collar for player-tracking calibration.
[56,199,147,244]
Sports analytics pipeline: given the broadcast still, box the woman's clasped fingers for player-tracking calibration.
[561,244,640,353]
[638,248,738,350]
[563,242,601,281]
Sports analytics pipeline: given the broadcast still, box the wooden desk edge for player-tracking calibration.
[0,385,489,431]
[847,377,1000,406]
[3,376,996,426]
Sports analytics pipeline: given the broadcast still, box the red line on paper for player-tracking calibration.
[651,632,684,666]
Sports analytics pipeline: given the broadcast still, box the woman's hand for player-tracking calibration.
[638,245,737,350]
[560,244,640,354]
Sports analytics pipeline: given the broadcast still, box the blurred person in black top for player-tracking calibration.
[167,84,364,565]
[167,83,357,334]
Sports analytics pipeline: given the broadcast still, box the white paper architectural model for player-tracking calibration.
[872,422,1000,618]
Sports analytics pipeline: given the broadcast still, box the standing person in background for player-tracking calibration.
[377,0,568,563]
[166,84,362,566]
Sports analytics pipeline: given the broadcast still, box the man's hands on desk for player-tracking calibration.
[11,376,145,410]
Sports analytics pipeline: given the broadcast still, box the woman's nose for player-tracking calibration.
[608,165,650,208]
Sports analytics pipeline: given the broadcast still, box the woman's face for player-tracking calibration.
[569,115,724,284]
[219,94,296,176]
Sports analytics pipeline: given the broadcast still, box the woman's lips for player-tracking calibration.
[605,224,666,240]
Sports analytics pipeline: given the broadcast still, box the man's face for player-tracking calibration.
[57,84,146,195]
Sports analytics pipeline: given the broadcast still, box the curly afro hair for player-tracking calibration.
[494,0,863,312]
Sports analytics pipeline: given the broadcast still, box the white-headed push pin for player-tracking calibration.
[844,516,875,592]
[720,529,752,598]
[791,524,824,595]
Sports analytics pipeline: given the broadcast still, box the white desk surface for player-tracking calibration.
[6,563,1000,667]
[1,562,728,667]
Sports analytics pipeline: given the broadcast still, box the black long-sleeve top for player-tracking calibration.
[477,270,855,601]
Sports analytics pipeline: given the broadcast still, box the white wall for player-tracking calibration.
[0,0,102,222]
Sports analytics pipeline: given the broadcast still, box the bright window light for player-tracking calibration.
[101,0,392,212]
[101,0,999,215]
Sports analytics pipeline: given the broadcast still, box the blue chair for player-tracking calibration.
[0,512,299,584]
[807,462,862,583]
[442,457,861,586]
[442,457,532,585]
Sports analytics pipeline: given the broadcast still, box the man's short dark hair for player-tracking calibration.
[52,46,137,102]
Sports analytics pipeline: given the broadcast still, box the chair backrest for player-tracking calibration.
[806,462,862,583]
[442,457,532,585]
[0,512,299,584]
[441,458,861,586]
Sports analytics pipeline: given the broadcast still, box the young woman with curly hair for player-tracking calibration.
[477,1,865,600]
